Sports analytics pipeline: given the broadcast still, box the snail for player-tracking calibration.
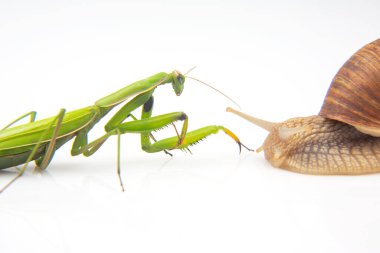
[227,38,380,175]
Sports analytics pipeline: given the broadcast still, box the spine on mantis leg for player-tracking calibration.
[143,125,244,153]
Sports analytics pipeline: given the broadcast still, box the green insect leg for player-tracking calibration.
[1,111,37,130]
[70,111,188,191]
[139,96,188,149]
[142,125,245,153]
[104,92,153,132]
[0,109,66,193]
[71,128,126,191]
[70,91,152,157]
[35,109,66,170]
[112,109,241,154]
[137,97,247,153]
[123,113,173,156]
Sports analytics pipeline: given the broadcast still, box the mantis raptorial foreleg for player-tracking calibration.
[0,109,66,193]
[1,111,37,130]
[108,96,242,152]
[139,96,186,150]
[135,95,250,153]
[122,113,174,156]
[138,98,241,153]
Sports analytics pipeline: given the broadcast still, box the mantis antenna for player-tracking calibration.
[183,66,240,108]
[184,66,197,75]
[186,75,241,109]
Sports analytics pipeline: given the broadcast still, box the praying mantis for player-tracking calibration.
[0,70,250,193]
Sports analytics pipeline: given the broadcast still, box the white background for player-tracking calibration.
[1,0,379,252]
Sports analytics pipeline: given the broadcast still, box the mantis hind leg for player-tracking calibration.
[0,109,66,193]
[34,109,66,170]
[1,111,37,130]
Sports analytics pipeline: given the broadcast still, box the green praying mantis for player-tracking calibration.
[0,69,250,193]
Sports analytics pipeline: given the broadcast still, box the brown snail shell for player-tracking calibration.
[227,38,380,175]
[320,39,380,136]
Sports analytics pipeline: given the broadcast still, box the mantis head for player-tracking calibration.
[171,70,185,96]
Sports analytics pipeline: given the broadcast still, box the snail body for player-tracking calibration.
[228,39,380,175]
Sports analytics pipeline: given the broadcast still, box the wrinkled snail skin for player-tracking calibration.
[227,38,380,175]
[263,116,380,175]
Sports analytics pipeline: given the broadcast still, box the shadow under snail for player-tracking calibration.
[228,38,380,175]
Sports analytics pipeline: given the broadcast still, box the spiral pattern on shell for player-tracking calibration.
[319,39,380,136]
